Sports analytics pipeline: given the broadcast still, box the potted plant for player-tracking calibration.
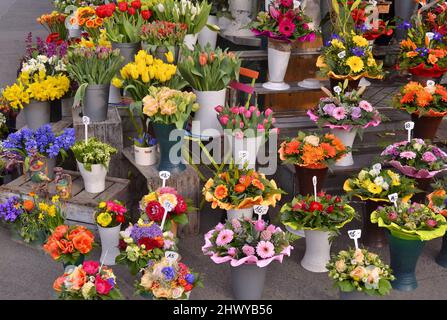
[116,219,177,275]
[343,164,417,248]
[381,138,447,202]
[427,177,447,267]
[371,202,447,291]
[203,164,284,221]
[250,0,315,91]
[178,44,240,138]
[94,200,128,266]
[308,83,382,166]
[393,81,447,140]
[216,104,279,169]
[44,224,96,269]
[135,257,202,300]
[202,218,293,299]
[278,131,348,195]
[141,86,199,173]
[280,192,356,272]
[139,187,192,235]
[133,133,157,166]
[326,248,394,300]
[71,138,117,193]
[53,261,124,300]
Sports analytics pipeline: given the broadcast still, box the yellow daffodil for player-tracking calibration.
[99,202,107,209]
[346,56,364,73]
[51,195,59,204]
[38,213,44,220]
[47,205,56,217]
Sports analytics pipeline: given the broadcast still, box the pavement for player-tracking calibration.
[0,0,447,300]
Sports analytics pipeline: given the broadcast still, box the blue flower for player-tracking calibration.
[416,47,429,56]
[433,32,443,41]
[185,273,195,284]
[106,277,115,288]
[0,196,23,222]
[397,21,412,30]
[162,266,176,281]
[351,47,366,57]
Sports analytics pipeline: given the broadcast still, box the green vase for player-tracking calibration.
[152,122,186,174]
[63,255,85,270]
[435,234,447,268]
[387,232,425,291]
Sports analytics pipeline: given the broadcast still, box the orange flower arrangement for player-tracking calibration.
[70,7,104,38]
[278,131,348,168]
[428,189,447,217]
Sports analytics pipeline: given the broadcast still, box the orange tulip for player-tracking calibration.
[53,276,66,292]
[234,184,246,193]
[43,239,61,260]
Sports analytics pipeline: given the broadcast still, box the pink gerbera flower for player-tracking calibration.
[359,100,373,112]
[332,107,346,120]
[242,244,255,256]
[278,17,296,37]
[400,151,417,159]
[216,229,234,246]
[256,241,275,259]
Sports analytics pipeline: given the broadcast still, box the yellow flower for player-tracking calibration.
[38,213,44,220]
[97,212,112,227]
[165,51,174,63]
[51,195,59,204]
[112,77,123,88]
[352,35,369,47]
[367,183,382,195]
[39,202,49,212]
[158,193,178,208]
[47,205,56,217]
[316,55,327,68]
[331,39,345,49]
[343,180,352,192]
[346,56,364,73]
[99,202,107,209]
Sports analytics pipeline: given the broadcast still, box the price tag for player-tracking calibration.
[426,32,435,41]
[427,80,435,87]
[405,121,414,142]
[238,150,249,166]
[372,163,382,172]
[165,251,179,264]
[82,116,90,144]
[312,176,318,201]
[388,193,398,208]
[160,200,174,230]
[369,0,377,6]
[253,205,268,221]
[348,229,362,249]
[159,171,171,187]
[333,86,342,94]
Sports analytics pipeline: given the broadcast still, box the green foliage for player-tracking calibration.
[71,138,117,171]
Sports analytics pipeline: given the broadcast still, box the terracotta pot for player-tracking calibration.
[411,113,443,141]
[294,165,328,196]
[329,77,360,93]
[362,200,388,248]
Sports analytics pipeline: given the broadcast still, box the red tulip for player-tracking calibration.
[118,2,128,12]
[309,201,323,212]
[128,7,136,15]
[141,9,152,20]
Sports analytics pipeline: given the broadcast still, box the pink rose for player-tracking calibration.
[82,261,99,275]
[95,275,113,295]
[266,225,276,233]
[254,219,266,232]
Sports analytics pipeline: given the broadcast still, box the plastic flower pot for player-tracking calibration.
[198,15,218,50]
[50,99,62,123]
[98,224,121,266]
[77,160,109,194]
[191,89,226,138]
[301,230,331,273]
[152,122,186,174]
[387,231,425,291]
[435,234,447,268]
[23,100,51,130]
[226,207,254,221]
[83,84,110,122]
[63,254,85,271]
[263,38,291,91]
[332,128,357,167]
[411,113,444,141]
[183,34,198,51]
[362,200,388,248]
[230,263,268,300]
[134,145,158,167]
[294,165,328,196]
[225,134,264,169]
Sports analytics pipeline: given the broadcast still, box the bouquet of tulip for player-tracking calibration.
[95,200,128,228]
[278,131,348,168]
[44,225,95,265]
[250,0,315,43]
[381,139,447,178]
[202,218,293,267]
[280,192,355,236]
[71,138,117,171]
[307,83,382,133]
[53,261,124,300]
[351,1,393,41]
[178,44,241,91]
[140,20,188,57]
[135,257,202,299]
[371,201,447,240]
[52,0,105,12]
[116,219,177,275]
[326,248,394,296]
[343,164,417,202]
[393,81,447,117]
[37,11,68,40]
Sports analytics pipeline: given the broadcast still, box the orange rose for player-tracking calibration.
[252,179,265,191]
[67,226,92,241]
[53,276,66,292]
[23,200,34,211]
[72,232,93,254]
[44,238,61,260]
[214,185,228,200]
[69,267,86,290]
[53,225,69,240]
[428,54,438,65]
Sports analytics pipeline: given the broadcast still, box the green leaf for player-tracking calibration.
[172,213,189,225]
[338,280,355,292]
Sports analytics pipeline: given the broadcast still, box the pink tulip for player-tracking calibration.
[263,119,268,124]
[244,110,252,118]
[256,110,261,117]
[265,108,273,117]
[215,105,223,113]
[230,106,239,114]
[271,117,276,124]
[220,115,229,125]
[257,124,265,131]
[269,6,280,19]
[249,106,257,112]
[238,106,246,114]
[240,121,245,129]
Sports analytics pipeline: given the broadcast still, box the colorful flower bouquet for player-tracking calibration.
[419,0,447,43]
[351,1,393,41]
[52,0,104,13]
[53,261,124,300]
[71,6,104,39]
[71,138,117,171]
[37,11,68,40]
[44,225,95,265]
[381,139,447,179]
[280,192,355,236]
[95,200,128,228]
[326,248,394,296]
[115,219,177,275]
[428,189,447,217]
[135,257,202,300]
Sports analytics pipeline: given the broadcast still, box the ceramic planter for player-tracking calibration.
[98,224,121,266]
[230,263,268,300]
[63,254,85,271]
[301,230,331,273]
[294,165,328,196]
[77,160,109,194]
[184,34,198,51]
[24,100,50,130]
[387,231,425,291]
[226,207,254,221]
[134,145,158,166]
[198,15,218,50]
[332,128,357,167]
[263,39,291,91]
[83,84,110,122]
[362,200,388,248]
[411,113,443,141]
[152,122,186,173]
[225,134,264,169]
[435,234,447,268]
[191,89,226,138]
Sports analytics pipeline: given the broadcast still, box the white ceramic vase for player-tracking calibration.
[198,15,218,50]
[134,145,157,166]
[225,134,264,169]
[301,230,332,273]
[263,39,291,91]
[227,207,254,221]
[98,224,121,266]
[332,128,357,167]
[184,33,199,51]
[191,89,226,138]
[77,160,109,194]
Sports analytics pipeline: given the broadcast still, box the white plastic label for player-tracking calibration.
[426,32,435,41]
[405,121,414,142]
[312,176,318,201]
[253,205,268,221]
[388,193,398,208]
[427,80,435,87]
[238,150,249,165]
[162,200,174,212]
[348,229,362,249]
[82,116,90,143]
[82,116,90,125]
[165,251,179,264]
[159,171,171,187]
[333,86,342,94]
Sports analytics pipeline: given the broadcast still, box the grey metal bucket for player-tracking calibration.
[395,0,417,41]
[24,100,50,130]
[141,43,180,64]
[230,264,267,300]
[83,84,110,122]
[112,42,141,66]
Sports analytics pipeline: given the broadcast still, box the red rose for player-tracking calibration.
[141,9,152,20]
[95,275,113,295]
[118,2,128,12]
[119,239,127,251]
[137,237,164,250]
[309,201,323,212]
[116,214,125,223]
[326,205,334,213]
[145,201,165,222]
[131,0,142,9]
[46,33,63,45]
[174,195,188,215]
[128,7,136,15]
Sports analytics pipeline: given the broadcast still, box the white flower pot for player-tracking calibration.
[184,33,199,51]
[68,27,81,39]
[332,128,357,167]
[109,84,121,104]
[77,160,109,194]
[225,134,264,169]
[191,89,226,138]
[227,207,254,221]
[134,145,157,166]
[263,39,291,91]
[198,15,218,50]
[98,224,121,266]
[301,230,332,273]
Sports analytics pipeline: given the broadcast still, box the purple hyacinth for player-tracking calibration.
[130,224,163,242]
[433,32,443,42]
[0,196,24,222]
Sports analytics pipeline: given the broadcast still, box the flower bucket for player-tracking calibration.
[152,122,186,173]
[226,207,254,221]
[263,39,291,91]
[83,84,110,122]
[191,89,226,138]
[77,160,108,194]
[50,99,62,123]
[63,254,85,270]
[134,145,158,167]
[46,157,57,180]
[198,15,218,50]
[230,263,268,300]
[411,113,443,141]
[387,231,425,291]
[301,230,331,273]
[68,27,81,39]
[61,95,74,117]
[339,291,377,300]
[294,165,328,196]
[435,234,447,268]
[332,128,357,167]
[225,134,264,169]
[24,100,51,130]
[184,33,198,51]
[362,200,388,248]
[98,224,121,266]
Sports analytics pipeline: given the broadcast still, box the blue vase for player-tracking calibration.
[152,122,186,174]
[436,235,447,268]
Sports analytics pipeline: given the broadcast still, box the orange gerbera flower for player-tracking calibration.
[301,145,325,166]
[284,140,300,155]
[251,179,265,191]
[416,89,434,107]
[406,51,419,58]
[400,39,417,50]
[401,92,416,104]
[239,175,251,187]
[403,81,423,93]
[23,200,34,211]
[428,54,438,65]
[214,185,228,200]
[320,142,336,158]
[234,184,246,193]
